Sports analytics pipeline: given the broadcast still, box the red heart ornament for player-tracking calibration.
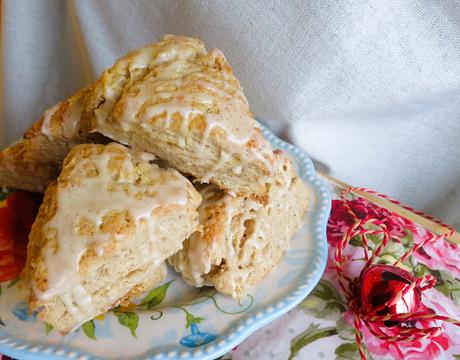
[360,264,421,318]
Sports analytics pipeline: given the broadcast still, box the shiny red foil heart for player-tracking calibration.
[359,264,421,317]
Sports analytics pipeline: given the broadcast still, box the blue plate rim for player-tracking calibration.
[0,124,331,360]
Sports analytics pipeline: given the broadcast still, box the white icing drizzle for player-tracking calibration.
[61,100,85,139]
[111,38,275,176]
[232,165,243,174]
[128,37,206,71]
[40,93,86,140]
[139,151,157,162]
[252,151,275,174]
[40,103,61,137]
[185,236,211,287]
[36,145,188,319]
[118,74,255,148]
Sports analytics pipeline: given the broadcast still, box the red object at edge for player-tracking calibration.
[0,191,41,282]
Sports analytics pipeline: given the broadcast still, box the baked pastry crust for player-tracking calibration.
[2,33,309,316]
[1,35,277,199]
[23,142,201,333]
[89,35,278,200]
[0,88,105,192]
[169,151,309,298]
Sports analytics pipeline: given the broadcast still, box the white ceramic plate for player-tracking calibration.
[0,125,331,360]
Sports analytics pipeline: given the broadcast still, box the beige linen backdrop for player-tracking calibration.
[1,0,459,228]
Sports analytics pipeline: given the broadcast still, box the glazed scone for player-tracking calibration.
[0,88,106,192]
[23,142,201,333]
[0,139,66,193]
[118,263,167,308]
[169,152,309,298]
[89,35,277,201]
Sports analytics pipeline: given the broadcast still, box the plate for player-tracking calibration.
[0,125,331,360]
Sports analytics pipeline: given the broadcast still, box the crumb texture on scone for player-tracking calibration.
[23,142,201,333]
[169,152,309,298]
[0,34,311,334]
[0,88,106,192]
[25,87,94,141]
[0,137,68,193]
[89,34,277,199]
[1,35,276,197]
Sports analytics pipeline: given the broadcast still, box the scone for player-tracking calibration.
[89,35,278,200]
[169,152,309,298]
[23,142,201,333]
[0,88,106,192]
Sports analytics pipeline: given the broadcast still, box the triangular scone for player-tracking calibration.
[169,151,309,299]
[23,143,201,333]
[88,35,277,201]
[0,88,106,192]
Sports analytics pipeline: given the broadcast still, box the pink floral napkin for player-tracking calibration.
[230,186,460,360]
[1,182,459,360]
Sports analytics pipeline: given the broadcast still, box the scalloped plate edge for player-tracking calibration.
[0,124,331,360]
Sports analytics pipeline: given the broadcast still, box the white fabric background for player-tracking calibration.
[1,0,459,228]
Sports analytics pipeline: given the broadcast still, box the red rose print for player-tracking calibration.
[0,191,41,282]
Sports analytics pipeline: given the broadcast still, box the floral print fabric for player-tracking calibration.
[1,186,459,360]
[232,189,460,360]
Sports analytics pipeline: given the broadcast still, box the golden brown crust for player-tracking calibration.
[0,87,107,192]
[1,35,275,197]
[88,35,277,198]
[22,181,58,288]
[25,87,93,140]
[169,152,309,298]
[118,263,167,307]
[24,142,201,333]
[0,137,72,192]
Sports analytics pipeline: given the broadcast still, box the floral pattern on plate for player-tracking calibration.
[0,125,331,360]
